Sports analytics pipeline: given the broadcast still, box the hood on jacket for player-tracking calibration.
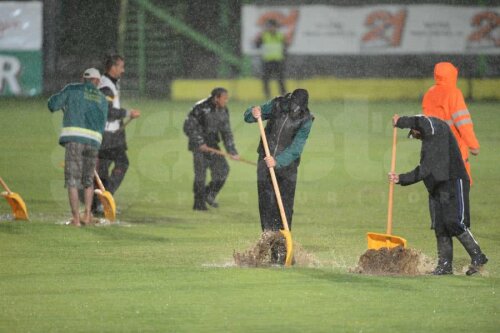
[291,89,309,109]
[397,114,437,141]
[288,88,309,117]
[434,62,458,87]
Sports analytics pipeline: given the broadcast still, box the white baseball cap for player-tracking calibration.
[83,68,101,79]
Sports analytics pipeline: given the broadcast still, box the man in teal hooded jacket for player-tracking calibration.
[244,89,313,264]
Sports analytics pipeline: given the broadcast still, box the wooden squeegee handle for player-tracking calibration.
[257,117,290,232]
[0,177,12,194]
[387,126,397,235]
[93,170,106,192]
[204,146,257,166]
[117,118,133,133]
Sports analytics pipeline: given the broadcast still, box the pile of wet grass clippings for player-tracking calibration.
[352,246,435,275]
[233,231,320,268]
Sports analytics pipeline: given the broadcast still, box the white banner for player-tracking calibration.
[241,5,500,55]
[0,1,42,50]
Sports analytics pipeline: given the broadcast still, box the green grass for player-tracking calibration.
[0,98,498,332]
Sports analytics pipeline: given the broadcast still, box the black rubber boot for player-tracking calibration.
[432,236,453,275]
[193,181,208,211]
[193,200,207,211]
[205,186,219,208]
[456,230,488,276]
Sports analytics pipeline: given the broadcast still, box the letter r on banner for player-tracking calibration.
[0,56,21,94]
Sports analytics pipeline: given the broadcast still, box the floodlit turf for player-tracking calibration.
[0,97,498,332]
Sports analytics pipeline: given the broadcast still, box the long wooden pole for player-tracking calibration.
[204,147,256,166]
[257,117,290,232]
[0,177,12,194]
[387,126,397,235]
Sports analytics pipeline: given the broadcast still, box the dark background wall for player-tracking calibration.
[43,0,121,92]
[37,0,500,96]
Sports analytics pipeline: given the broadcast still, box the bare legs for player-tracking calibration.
[68,186,94,226]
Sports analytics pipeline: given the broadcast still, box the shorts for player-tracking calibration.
[64,142,98,188]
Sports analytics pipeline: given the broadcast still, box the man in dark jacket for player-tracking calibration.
[388,114,488,275]
[183,87,240,210]
[244,89,313,263]
[94,54,141,214]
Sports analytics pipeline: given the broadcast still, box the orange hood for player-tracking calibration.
[434,62,458,87]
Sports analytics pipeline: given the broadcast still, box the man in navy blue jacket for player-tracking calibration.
[388,114,488,275]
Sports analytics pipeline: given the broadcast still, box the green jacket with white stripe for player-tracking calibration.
[48,82,108,149]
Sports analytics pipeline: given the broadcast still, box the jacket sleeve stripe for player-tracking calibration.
[455,118,473,128]
[424,116,435,135]
[451,109,470,120]
[60,127,103,143]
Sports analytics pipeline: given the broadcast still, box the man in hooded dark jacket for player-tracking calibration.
[388,114,488,276]
[244,89,313,263]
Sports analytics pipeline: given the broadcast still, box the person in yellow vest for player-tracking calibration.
[254,19,288,99]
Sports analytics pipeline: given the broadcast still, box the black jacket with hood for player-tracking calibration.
[244,89,314,169]
[396,115,469,193]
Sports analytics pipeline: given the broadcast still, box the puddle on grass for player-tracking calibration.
[202,261,237,268]
[0,213,15,222]
[55,217,133,227]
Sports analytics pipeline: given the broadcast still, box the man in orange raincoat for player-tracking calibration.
[422,62,480,184]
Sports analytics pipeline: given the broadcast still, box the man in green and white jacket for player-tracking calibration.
[48,68,108,226]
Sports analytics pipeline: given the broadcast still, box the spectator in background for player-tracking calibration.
[422,62,480,184]
[254,19,288,100]
[94,54,141,215]
[48,68,108,226]
[183,87,240,211]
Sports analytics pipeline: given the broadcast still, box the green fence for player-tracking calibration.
[119,0,250,97]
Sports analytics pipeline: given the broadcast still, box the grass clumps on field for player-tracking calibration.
[353,246,435,275]
[234,231,320,267]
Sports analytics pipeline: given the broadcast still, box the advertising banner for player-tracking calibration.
[0,1,42,96]
[241,5,500,55]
